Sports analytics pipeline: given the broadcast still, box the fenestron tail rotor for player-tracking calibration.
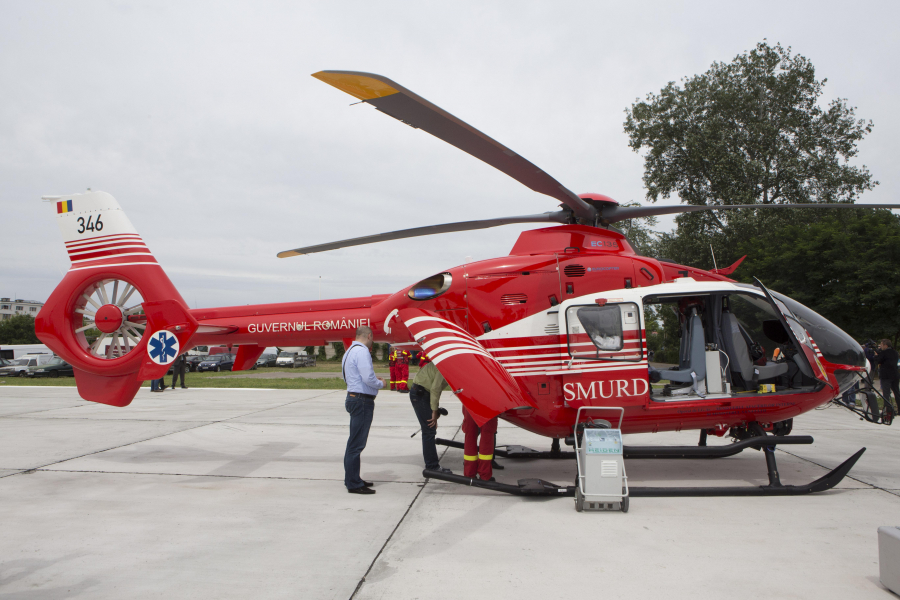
[73,278,146,359]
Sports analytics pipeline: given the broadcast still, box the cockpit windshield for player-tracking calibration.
[771,292,866,368]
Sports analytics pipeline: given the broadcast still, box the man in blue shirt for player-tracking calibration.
[342,325,385,494]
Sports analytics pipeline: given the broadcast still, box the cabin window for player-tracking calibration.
[565,303,642,361]
[408,273,452,300]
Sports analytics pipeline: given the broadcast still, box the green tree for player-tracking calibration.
[0,315,41,344]
[625,41,877,268]
[615,203,659,256]
[737,209,900,346]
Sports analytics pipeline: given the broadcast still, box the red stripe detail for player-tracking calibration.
[66,234,142,247]
[69,255,159,268]
[57,202,63,214]
[70,247,153,261]
[68,242,148,256]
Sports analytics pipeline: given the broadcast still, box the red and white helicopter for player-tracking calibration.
[36,71,897,498]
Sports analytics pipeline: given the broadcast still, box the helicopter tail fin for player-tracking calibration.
[35,191,197,407]
[399,308,536,425]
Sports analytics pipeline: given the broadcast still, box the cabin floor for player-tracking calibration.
[0,386,896,599]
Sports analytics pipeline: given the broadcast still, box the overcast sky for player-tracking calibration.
[2,0,898,308]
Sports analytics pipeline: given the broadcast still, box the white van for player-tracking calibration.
[275,351,299,368]
[0,353,54,377]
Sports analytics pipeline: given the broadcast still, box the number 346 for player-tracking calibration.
[77,214,103,234]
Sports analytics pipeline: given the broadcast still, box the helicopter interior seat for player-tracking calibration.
[721,311,788,390]
[650,309,706,392]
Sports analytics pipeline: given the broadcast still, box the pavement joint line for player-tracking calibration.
[3,416,215,424]
[0,390,342,426]
[0,403,89,418]
[14,468,434,484]
[349,423,461,600]
[4,420,215,475]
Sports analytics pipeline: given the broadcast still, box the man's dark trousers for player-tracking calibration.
[409,386,440,470]
[880,378,900,414]
[171,361,186,388]
[344,394,375,490]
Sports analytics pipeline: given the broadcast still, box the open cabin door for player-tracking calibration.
[753,278,831,388]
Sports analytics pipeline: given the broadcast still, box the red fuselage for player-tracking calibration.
[184,224,855,438]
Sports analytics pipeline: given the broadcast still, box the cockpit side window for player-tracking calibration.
[577,306,623,351]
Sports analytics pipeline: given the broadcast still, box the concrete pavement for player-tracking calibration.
[0,387,897,599]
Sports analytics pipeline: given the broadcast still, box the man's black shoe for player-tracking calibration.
[362,480,374,487]
[348,486,376,494]
[181,386,188,389]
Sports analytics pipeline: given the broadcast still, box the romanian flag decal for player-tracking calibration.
[56,199,73,214]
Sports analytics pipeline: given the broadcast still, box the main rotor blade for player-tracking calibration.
[601,202,900,224]
[313,70,598,223]
[277,211,568,257]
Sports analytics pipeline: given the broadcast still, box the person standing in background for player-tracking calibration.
[873,339,900,416]
[396,348,411,393]
[388,346,398,391]
[171,353,188,389]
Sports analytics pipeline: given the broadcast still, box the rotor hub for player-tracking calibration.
[95,304,124,334]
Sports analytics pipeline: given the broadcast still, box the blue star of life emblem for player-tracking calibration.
[147,330,179,365]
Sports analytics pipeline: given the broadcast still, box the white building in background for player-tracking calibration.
[0,297,44,321]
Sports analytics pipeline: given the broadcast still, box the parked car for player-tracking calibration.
[297,352,316,367]
[275,351,298,368]
[275,351,316,368]
[256,353,278,368]
[26,358,74,378]
[197,354,235,372]
[185,355,206,372]
[0,355,53,377]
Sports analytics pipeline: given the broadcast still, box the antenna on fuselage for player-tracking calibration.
[710,244,719,271]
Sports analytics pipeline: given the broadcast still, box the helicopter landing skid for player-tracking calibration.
[425,446,866,498]
[435,434,817,460]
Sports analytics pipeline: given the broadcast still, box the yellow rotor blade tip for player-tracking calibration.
[312,71,399,101]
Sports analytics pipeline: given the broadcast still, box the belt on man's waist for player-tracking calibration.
[410,384,428,396]
[347,392,376,400]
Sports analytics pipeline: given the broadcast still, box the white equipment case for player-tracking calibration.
[574,407,629,512]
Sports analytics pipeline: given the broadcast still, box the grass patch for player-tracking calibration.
[0,365,417,390]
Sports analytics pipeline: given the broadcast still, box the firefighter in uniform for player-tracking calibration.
[388,347,397,391]
[396,349,411,393]
[462,408,498,481]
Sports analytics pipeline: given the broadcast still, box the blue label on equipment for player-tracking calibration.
[584,429,622,455]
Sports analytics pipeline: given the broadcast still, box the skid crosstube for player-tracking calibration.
[435,435,815,460]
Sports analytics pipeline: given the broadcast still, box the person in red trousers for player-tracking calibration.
[462,407,498,481]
